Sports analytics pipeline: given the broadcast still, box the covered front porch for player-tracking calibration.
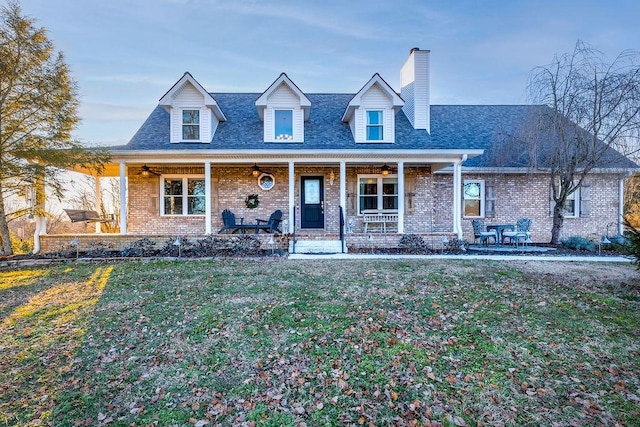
[45,150,481,254]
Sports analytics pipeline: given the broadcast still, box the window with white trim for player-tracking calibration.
[274,109,293,141]
[357,175,398,213]
[564,187,580,218]
[161,176,205,216]
[463,180,485,218]
[366,110,383,141]
[182,109,200,141]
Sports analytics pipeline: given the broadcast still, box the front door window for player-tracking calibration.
[301,176,324,228]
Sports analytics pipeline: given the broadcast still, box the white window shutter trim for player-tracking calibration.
[580,181,590,217]
[485,184,496,218]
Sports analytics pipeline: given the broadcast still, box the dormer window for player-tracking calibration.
[342,74,404,144]
[366,110,383,141]
[256,73,311,143]
[159,73,226,144]
[182,110,200,140]
[275,109,293,140]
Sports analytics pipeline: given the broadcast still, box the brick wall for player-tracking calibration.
[433,172,624,243]
[47,166,623,251]
[128,166,292,235]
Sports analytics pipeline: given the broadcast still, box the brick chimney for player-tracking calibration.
[400,48,430,132]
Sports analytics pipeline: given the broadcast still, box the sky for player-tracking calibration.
[15,0,640,148]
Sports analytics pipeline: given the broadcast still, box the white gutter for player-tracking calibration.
[437,166,638,175]
[107,148,484,161]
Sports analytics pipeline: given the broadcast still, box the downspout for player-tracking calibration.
[453,154,467,239]
[619,177,625,236]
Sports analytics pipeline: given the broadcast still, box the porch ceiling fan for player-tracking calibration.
[138,164,161,177]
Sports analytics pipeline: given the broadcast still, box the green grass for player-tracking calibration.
[0,258,638,426]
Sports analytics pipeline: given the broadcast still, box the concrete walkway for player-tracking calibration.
[288,253,633,262]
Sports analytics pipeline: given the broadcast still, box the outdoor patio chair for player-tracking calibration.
[502,218,532,246]
[255,210,283,234]
[218,209,255,234]
[471,219,498,246]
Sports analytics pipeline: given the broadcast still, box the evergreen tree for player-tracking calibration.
[0,1,107,255]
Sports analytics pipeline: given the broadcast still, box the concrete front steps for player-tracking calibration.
[289,239,345,254]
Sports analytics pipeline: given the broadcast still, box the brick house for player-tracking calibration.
[43,48,637,253]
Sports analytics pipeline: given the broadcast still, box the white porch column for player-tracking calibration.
[31,176,46,254]
[340,161,347,251]
[397,161,405,234]
[94,175,102,234]
[339,161,346,216]
[119,162,127,235]
[452,156,466,239]
[205,161,212,234]
[288,161,295,233]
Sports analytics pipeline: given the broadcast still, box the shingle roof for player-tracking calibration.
[117,94,637,169]
[121,93,430,151]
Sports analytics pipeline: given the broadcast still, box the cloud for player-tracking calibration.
[211,1,387,41]
[79,102,152,122]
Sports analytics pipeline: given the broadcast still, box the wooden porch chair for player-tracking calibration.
[471,219,498,246]
[255,210,283,234]
[218,209,255,234]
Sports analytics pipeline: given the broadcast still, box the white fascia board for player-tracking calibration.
[158,72,226,121]
[342,73,404,122]
[108,148,483,163]
[255,73,311,121]
[341,105,356,122]
[436,166,637,175]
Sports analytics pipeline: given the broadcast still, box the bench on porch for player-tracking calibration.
[64,209,114,223]
[362,209,399,233]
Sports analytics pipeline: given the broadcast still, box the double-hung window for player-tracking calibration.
[274,109,293,141]
[463,180,485,217]
[182,109,200,141]
[358,175,398,213]
[162,176,205,216]
[564,188,580,218]
[366,110,383,141]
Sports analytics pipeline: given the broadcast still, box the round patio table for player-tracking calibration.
[486,224,515,244]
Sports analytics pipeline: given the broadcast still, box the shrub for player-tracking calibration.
[444,238,467,253]
[398,234,430,254]
[158,236,195,257]
[623,218,640,268]
[157,235,263,257]
[120,238,158,257]
[562,236,595,252]
[85,241,115,258]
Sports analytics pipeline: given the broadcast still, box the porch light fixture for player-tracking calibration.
[173,237,182,257]
[251,163,262,177]
[380,164,391,176]
[139,164,160,177]
[328,170,335,185]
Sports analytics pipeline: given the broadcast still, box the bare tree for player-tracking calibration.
[526,41,640,244]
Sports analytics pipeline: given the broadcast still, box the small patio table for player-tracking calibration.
[487,224,515,244]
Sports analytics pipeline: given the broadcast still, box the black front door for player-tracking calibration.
[301,176,324,228]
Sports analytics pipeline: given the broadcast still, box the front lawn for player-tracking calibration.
[1,259,639,426]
